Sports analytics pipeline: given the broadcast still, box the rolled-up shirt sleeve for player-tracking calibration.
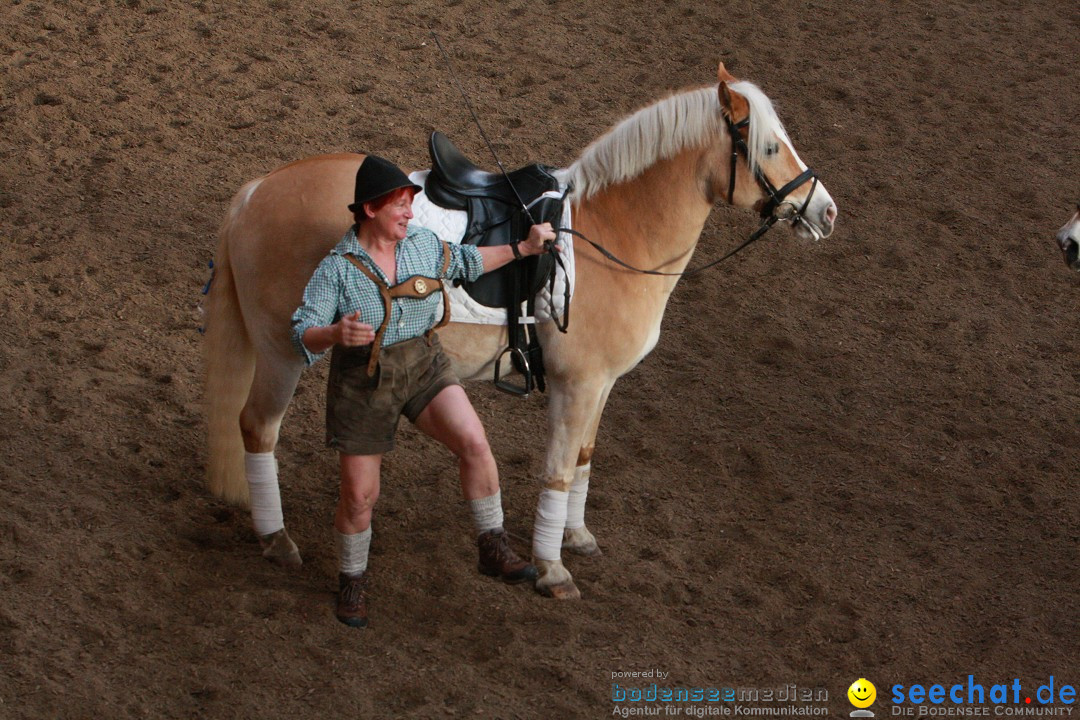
[290,256,343,366]
[444,241,484,283]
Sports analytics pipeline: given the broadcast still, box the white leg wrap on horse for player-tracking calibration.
[469,490,504,535]
[532,489,569,561]
[245,451,284,536]
[565,463,591,530]
[337,528,371,577]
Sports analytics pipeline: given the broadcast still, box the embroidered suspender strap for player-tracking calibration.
[344,255,393,377]
[428,241,453,338]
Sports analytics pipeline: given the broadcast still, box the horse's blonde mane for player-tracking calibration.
[559,80,791,200]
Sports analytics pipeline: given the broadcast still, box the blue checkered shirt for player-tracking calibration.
[290,225,484,365]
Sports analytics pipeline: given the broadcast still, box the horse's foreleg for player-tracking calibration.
[239,351,303,569]
[561,463,600,556]
[562,381,613,558]
[533,378,610,599]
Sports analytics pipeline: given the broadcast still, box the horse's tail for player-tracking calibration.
[203,184,258,507]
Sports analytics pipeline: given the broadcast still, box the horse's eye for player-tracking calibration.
[765,143,779,157]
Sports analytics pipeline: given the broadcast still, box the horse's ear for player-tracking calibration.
[719,81,733,114]
[717,63,745,120]
[717,62,738,84]
[718,79,749,121]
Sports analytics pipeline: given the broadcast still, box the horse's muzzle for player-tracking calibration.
[800,197,837,241]
[793,204,836,241]
[1064,239,1080,271]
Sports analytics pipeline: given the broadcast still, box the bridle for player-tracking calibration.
[723,113,821,244]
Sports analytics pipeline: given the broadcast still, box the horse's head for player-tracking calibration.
[1055,204,1080,271]
[711,63,837,242]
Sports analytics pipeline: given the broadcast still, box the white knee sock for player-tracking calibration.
[533,488,569,561]
[245,451,284,537]
[565,463,591,530]
[469,491,504,535]
[338,528,372,577]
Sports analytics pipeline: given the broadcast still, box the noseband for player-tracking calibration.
[724,115,820,240]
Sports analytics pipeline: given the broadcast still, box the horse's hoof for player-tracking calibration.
[265,551,303,570]
[563,541,603,557]
[260,528,303,569]
[562,527,602,557]
[536,580,582,600]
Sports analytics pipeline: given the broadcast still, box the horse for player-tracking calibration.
[1055,203,1080,270]
[204,63,838,599]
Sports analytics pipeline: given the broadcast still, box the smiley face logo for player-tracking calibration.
[848,678,876,708]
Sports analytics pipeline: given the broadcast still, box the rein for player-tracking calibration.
[556,222,774,279]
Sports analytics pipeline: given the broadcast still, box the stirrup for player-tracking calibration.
[494,346,532,397]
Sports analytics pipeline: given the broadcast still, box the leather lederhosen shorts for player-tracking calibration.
[325,334,460,456]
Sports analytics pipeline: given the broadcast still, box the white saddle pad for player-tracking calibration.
[407,170,575,326]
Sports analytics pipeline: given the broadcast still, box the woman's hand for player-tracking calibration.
[334,311,376,347]
[301,312,375,355]
[475,223,561,274]
[518,222,558,257]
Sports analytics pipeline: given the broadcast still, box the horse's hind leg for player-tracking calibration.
[562,382,613,557]
[240,351,304,568]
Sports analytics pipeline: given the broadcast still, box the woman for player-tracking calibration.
[290,154,557,628]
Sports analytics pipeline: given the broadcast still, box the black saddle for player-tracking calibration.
[425,132,568,395]
[425,132,563,309]
[426,131,562,211]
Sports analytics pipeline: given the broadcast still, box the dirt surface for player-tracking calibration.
[2,1,1078,718]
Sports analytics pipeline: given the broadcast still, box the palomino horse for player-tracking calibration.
[1056,204,1080,270]
[205,63,838,599]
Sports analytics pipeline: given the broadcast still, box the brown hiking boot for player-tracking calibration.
[477,529,538,584]
[336,572,369,628]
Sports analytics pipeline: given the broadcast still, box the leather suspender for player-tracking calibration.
[343,242,453,377]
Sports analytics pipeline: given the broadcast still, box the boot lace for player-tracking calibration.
[485,531,519,566]
[340,575,367,607]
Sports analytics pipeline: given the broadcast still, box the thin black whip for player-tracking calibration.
[425,25,537,226]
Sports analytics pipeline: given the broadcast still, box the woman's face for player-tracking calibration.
[366,190,414,242]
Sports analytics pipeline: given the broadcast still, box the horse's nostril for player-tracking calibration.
[825,203,837,225]
[1066,240,1079,269]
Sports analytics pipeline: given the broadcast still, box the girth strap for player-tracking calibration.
[343,242,453,377]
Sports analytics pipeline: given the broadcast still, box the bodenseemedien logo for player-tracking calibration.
[848,678,877,718]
